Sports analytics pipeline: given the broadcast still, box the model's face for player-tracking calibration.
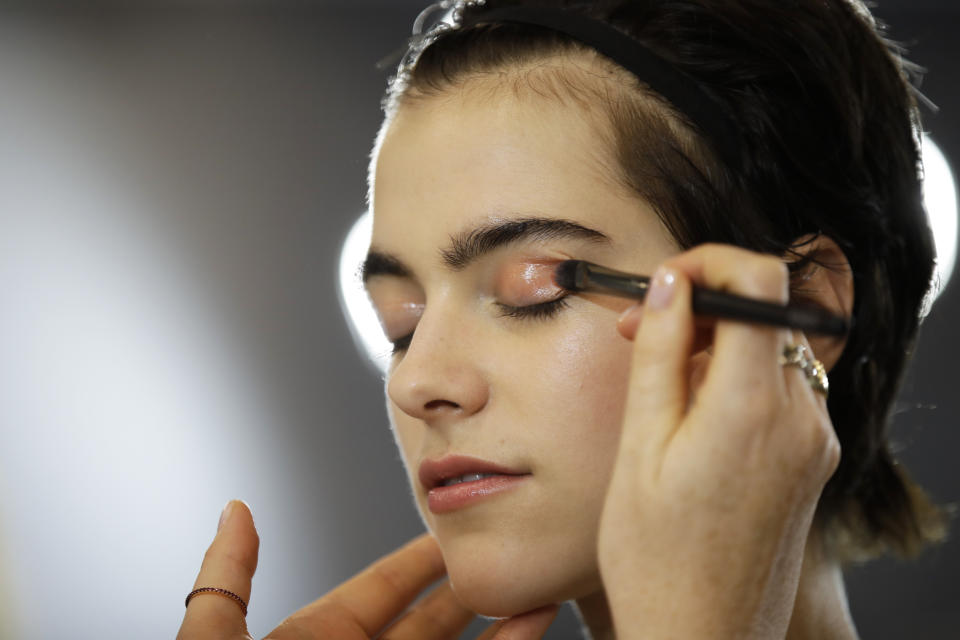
[365,82,679,617]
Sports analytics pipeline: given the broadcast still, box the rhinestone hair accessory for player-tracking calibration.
[382,1,743,170]
[391,1,487,84]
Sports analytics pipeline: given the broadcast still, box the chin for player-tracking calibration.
[439,531,600,618]
[447,560,551,618]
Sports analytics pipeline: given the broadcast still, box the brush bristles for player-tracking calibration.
[553,260,587,291]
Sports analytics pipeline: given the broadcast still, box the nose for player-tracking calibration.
[386,307,489,424]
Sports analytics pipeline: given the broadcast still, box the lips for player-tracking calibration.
[418,454,529,492]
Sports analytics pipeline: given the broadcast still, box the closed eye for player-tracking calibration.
[390,332,414,355]
[495,295,571,320]
[388,296,571,356]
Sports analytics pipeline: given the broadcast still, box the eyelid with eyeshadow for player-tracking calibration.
[495,260,567,306]
[378,258,575,356]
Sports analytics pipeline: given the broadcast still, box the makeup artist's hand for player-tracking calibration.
[597,244,841,640]
[176,500,558,640]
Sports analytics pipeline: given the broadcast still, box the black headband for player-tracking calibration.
[454,5,743,170]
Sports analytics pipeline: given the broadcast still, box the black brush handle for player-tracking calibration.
[558,260,850,337]
[690,287,849,336]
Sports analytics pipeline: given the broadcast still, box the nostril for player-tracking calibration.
[424,399,460,411]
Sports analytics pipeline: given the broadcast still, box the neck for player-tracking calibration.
[572,588,615,640]
[785,529,860,640]
[573,530,860,640]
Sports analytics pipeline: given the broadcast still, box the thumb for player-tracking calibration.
[177,500,259,640]
[476,605,560,640]
[619,265,694,456]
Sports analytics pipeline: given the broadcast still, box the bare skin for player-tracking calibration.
[572,531,860,640]
[177,54,861,640]
[595,246,850,639]
[175,500,558,640]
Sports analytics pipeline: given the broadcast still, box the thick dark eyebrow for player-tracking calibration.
[361,216,611,284]
[441,217,611,270]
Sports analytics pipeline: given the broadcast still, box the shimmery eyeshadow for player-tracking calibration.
[497,260,565,305]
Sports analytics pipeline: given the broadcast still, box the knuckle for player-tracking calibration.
[223,546,258,577]
[201,543,257,578]
[795,410,839,465]
[827,438,842,473]
[818,417,842,472]
[685,244,789,302]
[696,242,728,255]
[746,259,789,301]
[801,425,828,458]
[372,561,410,599]
[310,600,346,621]
[811,412,835,446]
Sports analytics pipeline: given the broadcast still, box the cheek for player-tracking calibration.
[385,399,424,483]
[506,316,632,505]
[532,319,632,435]
[546,320,632,506]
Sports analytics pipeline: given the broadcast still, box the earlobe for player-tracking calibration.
[786,234,855,372]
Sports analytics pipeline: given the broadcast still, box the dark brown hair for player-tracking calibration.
[379,0,948,562]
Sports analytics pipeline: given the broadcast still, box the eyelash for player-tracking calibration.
[389,296,571,355]
[496,296,571,320]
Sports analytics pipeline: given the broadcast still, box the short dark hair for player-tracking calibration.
[380,0,948,562]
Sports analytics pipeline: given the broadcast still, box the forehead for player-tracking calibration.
[370,84,665,258]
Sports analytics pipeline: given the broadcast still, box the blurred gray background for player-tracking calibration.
[0,1,956,638]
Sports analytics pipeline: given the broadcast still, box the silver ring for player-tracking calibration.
[779,343,829,398]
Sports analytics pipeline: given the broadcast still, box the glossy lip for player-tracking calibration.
[427,475,531,514]
[418,454,530,492]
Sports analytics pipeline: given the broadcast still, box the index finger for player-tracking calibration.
[268,532,446,638]
[665,244,790,390]
[178,500,259,640]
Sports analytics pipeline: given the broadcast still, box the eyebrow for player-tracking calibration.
[361,216,611,284]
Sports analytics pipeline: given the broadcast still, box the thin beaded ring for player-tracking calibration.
[185,587,249,617]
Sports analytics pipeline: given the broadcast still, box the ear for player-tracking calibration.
[786,234,855,372]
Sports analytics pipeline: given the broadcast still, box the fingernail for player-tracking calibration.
[618,302,642,324]
[646,266,677,310]
[218,500,235,532]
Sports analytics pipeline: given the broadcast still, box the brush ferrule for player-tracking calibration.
[581,262,650,299]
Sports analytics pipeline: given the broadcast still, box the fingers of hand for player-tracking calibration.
[625,245,835,464]
[620,265,695,452]
[671,244,791,397]
[178,500,259,640]
[377,581,474,640]
[780,333,841,480]
[667,243,790,306]
[474,605,560,640]
[268,532,446,639]
[780,333,830,407]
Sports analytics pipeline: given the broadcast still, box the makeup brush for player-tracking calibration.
[553,260,850,337]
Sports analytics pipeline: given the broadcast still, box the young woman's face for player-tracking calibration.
[366,81,680,617]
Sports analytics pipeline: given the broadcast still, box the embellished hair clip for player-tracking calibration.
[381,0,488,88]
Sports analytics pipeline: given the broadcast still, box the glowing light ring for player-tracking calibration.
[340,136,956,370]
[337,210,392,374]
[921,134,957,314]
